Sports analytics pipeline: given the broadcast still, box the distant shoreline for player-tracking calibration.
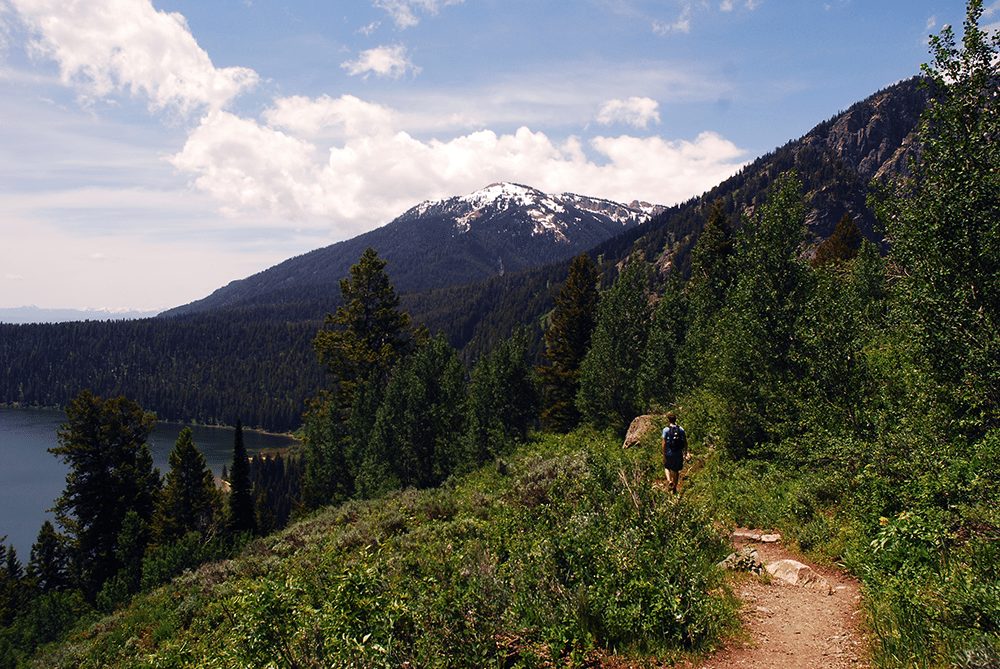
[0,403,301,442]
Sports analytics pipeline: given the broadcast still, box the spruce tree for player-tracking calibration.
[576,259,652,432]
[811,213,862,267]
[708,172,808,456]
[152,428,218,544]
[227,421,256,536]
[677,200,735,390]
[465,331,539,468]
[303,248,415,508]
[27,521,70,594]
[637,277,688,412]
[0,540,25,626]
[359,335,466,496]
[538,253,600,432]
[49,390,160,599]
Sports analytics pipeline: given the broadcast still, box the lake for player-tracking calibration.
[0,406,299,559]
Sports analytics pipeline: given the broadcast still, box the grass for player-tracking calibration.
[30,429,738,668]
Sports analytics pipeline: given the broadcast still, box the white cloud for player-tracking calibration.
[341,44,420,79]
[985,1,1000,17]
[8,0,258,114]
[169,98,747,239]
[373,0,463,29]
[264,95,396,139]
[720,0,734,11]
[926,16,937,31]
[745,0,761,9]
[653,5,692,35]
[358,21,381,36]
[596,97,661,129]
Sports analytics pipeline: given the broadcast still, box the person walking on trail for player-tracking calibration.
[662,412,689,494]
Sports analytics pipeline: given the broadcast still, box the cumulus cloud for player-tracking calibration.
[9,0,258,114]
[170,97,746,238]
[264,95,396,139]
[341,44,420,79]
[596,97,661,129]
[373,0,463,29]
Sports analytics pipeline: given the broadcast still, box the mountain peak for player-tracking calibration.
[404,182,662,239]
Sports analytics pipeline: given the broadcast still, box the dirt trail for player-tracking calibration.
[691,529,870,669]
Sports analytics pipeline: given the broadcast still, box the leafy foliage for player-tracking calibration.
[576,259,651,433]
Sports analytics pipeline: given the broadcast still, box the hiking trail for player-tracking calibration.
[687,528,870,669]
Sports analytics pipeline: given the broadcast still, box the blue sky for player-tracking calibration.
[0,0,984,311]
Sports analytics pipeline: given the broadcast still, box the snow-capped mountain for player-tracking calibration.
[162,183,663,317]
[404,183,661,242]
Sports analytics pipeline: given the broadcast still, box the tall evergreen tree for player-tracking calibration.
[576,259,652,432]
[0,540,25,626]
[465,330,539,468]
[227,421,256,536]
[538,253,600,432]
[152,428,219,544]
[27,521,70,594]
[637,277,688,412]
[49,391,159,599]
[677,200,735,390]
[303,248,415,508]
[811,213,863,267]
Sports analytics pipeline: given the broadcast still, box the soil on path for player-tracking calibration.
[690,529,870,669]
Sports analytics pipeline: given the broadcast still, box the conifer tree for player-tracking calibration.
[27,521,70,594]
[811,213,862,267]
[677,200,735,390]
[50,391,160,599]
[359,335,466,496]
[637,277,688,411]
[152,428,218,544]
[538,253,600,432]
[0,540,25,626]
[576,259,652,432]
[465,331,539,468]
[303,248,415,508]
[227,421,256,536]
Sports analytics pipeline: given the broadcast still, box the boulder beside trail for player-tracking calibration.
[622,415,663,449]
[766,559,834,594]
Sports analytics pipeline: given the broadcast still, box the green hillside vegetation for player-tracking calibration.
[29,431,736,668]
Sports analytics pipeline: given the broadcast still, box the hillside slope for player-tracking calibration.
[29,432,735,668]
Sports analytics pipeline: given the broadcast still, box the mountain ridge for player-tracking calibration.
[161,183,663,318]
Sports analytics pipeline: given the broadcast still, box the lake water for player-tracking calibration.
[0,407,298,559]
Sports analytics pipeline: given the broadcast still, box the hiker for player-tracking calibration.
[661,412,689,494]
